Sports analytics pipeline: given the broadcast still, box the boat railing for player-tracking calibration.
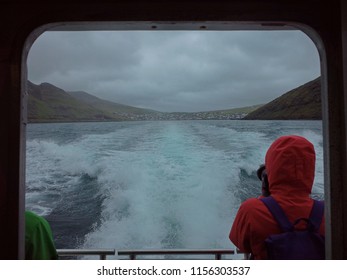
[57,249,116,260]
[57,248,247,260]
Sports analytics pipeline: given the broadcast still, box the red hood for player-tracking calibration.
[265,135,315,198]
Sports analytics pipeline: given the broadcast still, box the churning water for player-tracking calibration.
[25,120,324,257]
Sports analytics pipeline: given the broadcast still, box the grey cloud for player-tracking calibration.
[28,30,320,112]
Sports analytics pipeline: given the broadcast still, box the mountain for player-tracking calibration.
[244,77,321,120]
[69,91,157,115]
[27,82,157,122]
[27,81,261,122]
[28,78,321,123]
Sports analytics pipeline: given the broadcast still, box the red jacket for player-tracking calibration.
[229,135,325,259]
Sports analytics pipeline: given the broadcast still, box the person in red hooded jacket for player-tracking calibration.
[229,135,325,259]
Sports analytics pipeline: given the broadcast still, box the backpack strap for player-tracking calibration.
[260,196,293,232]
[261,197,325,233]
[308,200,324,231]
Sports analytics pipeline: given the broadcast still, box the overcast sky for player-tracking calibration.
[27,30,320,112]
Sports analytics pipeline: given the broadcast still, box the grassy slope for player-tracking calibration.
[206,104,263,115]
[244,77,321,120]
[28,82,146,122]
[69,91,158,115]
[28,77,320,122]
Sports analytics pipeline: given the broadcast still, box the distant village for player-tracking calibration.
[117,111,248,121]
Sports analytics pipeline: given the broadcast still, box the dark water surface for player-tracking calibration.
[26,120,324,253]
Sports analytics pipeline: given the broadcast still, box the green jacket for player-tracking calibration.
[25,211,58,260]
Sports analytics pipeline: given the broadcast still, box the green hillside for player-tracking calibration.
[27,82,156,123]
[207,104,263,115]
[69,91,157,115]
[28,78,319,123]
[244,77,321,120]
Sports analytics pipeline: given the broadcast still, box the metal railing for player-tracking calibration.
[57,248,246,260]
[57,249,116,260]
[118,249,236,260]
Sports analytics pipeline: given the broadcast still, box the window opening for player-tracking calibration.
[26,29,322,259]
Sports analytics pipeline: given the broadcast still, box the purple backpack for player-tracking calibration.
[260,196,325,260]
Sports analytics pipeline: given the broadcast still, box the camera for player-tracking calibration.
[257,164,270,197]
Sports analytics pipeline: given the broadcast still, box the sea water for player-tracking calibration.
[25,120,324,257]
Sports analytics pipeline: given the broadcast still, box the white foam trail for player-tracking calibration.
[82,121,298,253]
